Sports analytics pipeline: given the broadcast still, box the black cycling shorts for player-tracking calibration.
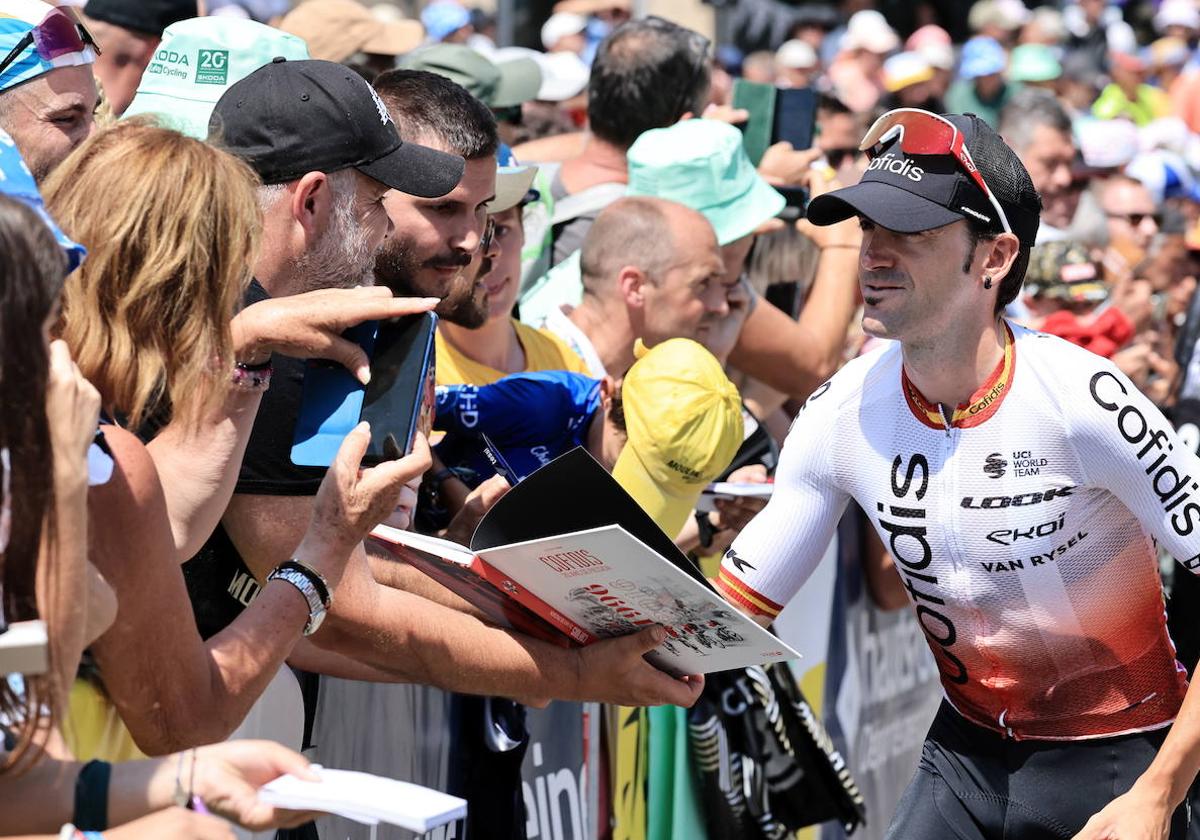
[884,701,1196,840]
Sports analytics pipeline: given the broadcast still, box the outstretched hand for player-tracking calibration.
[576,626,705,708]
[231,287,439,383]
[191,740,323,831]
[303,427,433,588]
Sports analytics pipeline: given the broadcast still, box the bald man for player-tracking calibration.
[544,195,731,377]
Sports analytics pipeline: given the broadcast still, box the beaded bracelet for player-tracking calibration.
[231,360,273,391]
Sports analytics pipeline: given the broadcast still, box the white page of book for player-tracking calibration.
[370,524,475,565]
[258,767,466,832]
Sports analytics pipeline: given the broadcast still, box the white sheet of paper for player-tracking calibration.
[696,482,774,512]
[257,766,466,832]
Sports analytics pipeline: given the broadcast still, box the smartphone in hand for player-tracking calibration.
[291,312,438,467]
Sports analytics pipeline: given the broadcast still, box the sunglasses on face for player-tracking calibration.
[823,147,862,168]
[0,7,100,79]
[859,108,1013,235]
[1106,211,1162,227]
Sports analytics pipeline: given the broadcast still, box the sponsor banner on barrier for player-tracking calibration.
[819,516,943,840]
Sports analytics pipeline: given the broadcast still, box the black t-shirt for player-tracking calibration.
[184,280,327,639]
[181,282,326,840]
[182,280,325,773]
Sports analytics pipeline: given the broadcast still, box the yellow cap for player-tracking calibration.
[612,338,744,538]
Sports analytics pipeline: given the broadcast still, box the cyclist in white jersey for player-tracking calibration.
[718,109,1200,839]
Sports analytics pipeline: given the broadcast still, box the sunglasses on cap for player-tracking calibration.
[0,7,101,80]
[859,108,1013,235]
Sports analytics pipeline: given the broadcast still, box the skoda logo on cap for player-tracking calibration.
[367,85,392,126]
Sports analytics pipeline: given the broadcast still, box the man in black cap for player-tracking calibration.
[187,58,699,771]
[714,109,1200,839]
[82,0,196,114]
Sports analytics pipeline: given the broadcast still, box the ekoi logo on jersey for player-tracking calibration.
[866,152,925,183]
[1090,371,1200,536]
[876,453,967,685]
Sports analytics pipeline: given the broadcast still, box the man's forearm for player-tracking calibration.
[796,244,859,374]
[366,546,490,618]
[312,577,576,705]
[1131,668,1200,808]
[288,637,417,683]
[728,246,857,400]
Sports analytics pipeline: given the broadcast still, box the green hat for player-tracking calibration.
[626,118,785,245]
[123,17,310,140]
[398,43,541,109]
[1008,44,1061,83]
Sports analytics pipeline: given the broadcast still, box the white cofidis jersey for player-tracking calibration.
[719,323,1200,740]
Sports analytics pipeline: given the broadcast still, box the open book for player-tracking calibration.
[370,448,799,675]
[258,766,466,831]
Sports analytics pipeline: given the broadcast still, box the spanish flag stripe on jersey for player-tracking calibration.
[716,569,783,618]
[902,322,1016,430]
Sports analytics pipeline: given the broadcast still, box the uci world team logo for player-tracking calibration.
[983,452,1007,479]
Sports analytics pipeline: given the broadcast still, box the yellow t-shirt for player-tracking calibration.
[64,678,146,763]
[435,318,589,386]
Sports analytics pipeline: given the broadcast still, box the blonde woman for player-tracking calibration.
[0,194,323,840]
[41,121,433,757]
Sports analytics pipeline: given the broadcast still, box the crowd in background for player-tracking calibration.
[4,0,1200,838]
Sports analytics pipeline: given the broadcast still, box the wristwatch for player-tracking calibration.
[695,510,726,550]
[267,560,332,636]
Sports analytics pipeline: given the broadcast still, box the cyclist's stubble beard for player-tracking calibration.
[374,235,490,328]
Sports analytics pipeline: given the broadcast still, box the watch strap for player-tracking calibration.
[277,559,331,608]
[267,566,327,636]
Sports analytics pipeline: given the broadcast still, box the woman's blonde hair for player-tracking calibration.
[43,119,262,431]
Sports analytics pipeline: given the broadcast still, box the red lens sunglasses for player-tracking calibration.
[0,7,101,79]
[858,108,1013,235]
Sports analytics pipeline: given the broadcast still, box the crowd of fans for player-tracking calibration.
[4,0,1200,837]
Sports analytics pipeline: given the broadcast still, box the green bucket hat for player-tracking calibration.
[626,118,785,245]
[123,17,310,140]
[1008,44,1062,83]
[399,43,541,109]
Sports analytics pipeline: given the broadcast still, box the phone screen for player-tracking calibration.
[360,312,438,462]
[772,87,817,153]
[291,312,438,467]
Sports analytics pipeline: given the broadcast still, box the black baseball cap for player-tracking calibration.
[84,0,197,37]
[209,58,465,198]
[807,113,1041,247]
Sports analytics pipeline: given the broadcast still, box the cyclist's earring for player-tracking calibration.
[983,275,993,290]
